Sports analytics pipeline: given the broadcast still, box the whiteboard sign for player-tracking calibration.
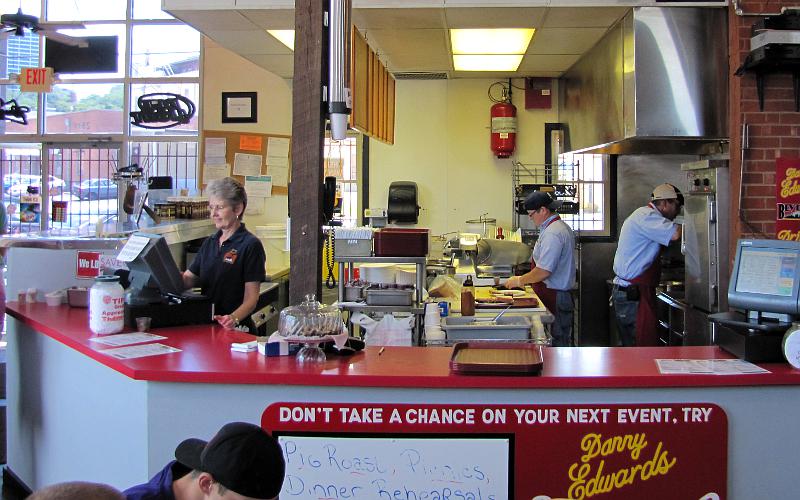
[276,434,511,499]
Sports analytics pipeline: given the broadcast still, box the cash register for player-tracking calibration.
[710,238,800,362]
[121,232,213,329]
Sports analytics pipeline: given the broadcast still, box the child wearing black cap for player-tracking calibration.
[123,422,285,500]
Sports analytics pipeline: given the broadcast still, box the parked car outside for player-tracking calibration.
[71,178,119,200]
[4,174,67,199]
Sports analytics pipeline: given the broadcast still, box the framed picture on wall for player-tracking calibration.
[222,92,257,123]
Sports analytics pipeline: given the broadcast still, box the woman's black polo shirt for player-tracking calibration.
[188,223,266,317]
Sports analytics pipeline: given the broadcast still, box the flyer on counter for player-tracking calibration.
[100,343,181,360]
[89,332,167,347]
[656,358,770,375]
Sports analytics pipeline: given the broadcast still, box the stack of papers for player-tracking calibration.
[656,358,770,375]
[231,340,258,353]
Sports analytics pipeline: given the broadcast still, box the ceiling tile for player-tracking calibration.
[517,53,581,73]
[204,30,288,55]
[528,27,608,55]
[444,7,547,28]
[241,9,296,30]
[542,7,628,28]
[168,10,257,31]
[353,8,446,29]
[365,29,449,57]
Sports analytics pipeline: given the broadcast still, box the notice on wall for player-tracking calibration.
[233,152,263,177]
[776,157,800,240]
[263,402,727,500]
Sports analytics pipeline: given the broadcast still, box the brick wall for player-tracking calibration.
[730,2,800,252]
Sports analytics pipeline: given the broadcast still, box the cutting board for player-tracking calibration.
[473,286,544,310]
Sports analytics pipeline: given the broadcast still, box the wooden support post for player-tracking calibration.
[289,0,327,304]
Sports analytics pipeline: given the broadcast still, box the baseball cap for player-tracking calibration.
[524,191,563,212]
[174,422,285,499]
[650,183,684,206]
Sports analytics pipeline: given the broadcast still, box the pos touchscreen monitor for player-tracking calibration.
[126,233,186,301]
[728,239,800,316]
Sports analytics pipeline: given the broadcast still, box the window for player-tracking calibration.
[324,135,360,228]
[0,0,200,232]
[557,152,611,237]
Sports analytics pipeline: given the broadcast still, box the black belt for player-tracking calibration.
[614,284,634,291]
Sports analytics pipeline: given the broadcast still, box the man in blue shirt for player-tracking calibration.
[613,183,683,346]
[123,422,285,500]
[506,191,576,346]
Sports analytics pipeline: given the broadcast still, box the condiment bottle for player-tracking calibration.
[89,275,125,335]
[463,275,474,295]
[496,227,505,240]
[461,276,475,316]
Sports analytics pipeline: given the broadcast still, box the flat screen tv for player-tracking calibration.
[44,36,118,74]
[728,238,800,315]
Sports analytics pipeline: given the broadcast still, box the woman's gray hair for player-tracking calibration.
[206,177,247,219]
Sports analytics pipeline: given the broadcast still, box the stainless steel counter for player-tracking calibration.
[0,218,215,250]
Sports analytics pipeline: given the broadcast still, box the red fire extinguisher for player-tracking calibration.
[490,99,517,158]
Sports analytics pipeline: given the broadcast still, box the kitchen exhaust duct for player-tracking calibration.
[560,7,728,155]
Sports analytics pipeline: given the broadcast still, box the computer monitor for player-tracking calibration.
[728,238,800,316]
[125,233,185,301]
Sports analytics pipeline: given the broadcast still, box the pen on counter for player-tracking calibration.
[378,347,386,356]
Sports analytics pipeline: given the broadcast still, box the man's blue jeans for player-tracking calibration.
[612,286,638,347]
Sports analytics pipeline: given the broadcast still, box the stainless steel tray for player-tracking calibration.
[365,287,414,306]
[442,316,531,341]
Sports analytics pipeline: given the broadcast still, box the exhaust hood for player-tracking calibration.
[560,7,728,155]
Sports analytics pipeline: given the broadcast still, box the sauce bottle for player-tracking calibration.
[461,276,475,316]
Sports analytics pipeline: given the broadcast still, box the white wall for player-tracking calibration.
[202,38,292,228]
[369,78,558,239]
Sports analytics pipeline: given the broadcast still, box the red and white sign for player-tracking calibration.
[264,402,727,499]
[776,157,800,241]
[76,251,102,279]
[18,67,55,93]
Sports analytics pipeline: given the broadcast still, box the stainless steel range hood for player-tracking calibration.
[560,7,728,155]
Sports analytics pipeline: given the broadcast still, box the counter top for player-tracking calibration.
[8,301,800,388]
[0,218,214,249]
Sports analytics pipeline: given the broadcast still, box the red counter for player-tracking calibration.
[9,302,800,388]
[6,302,800,499]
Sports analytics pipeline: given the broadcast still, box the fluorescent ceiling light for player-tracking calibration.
[450,29,534,55]
[453,54,524,72]
[268,30,294,50]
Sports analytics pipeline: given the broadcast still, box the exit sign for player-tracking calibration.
[18,67,55,93]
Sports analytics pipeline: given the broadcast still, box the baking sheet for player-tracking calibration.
[449,342,543,375]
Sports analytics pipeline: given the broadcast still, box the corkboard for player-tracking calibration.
[200,129,291,195]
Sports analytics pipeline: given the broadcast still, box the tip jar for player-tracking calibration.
[89,275,125,335]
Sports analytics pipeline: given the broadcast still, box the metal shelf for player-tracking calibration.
[334,255,427,264]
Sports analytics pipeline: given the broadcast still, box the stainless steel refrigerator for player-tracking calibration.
[681,159,730,345]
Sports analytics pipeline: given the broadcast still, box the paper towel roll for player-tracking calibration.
[783,323,800,369]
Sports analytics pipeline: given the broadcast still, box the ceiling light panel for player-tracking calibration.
[453,54,523,71]
[450,28,534,55]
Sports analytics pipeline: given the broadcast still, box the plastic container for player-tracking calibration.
[89,276,125,335]
[45,291,65,306]
[67,287,89,308]
[373,228,429,256]
[443,316,532,341]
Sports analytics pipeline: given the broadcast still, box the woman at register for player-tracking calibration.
[182,177,266,332]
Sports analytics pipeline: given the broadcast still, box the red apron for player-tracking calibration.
[629,256,661,346]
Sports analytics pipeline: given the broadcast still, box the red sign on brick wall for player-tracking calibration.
[776,157,800,240]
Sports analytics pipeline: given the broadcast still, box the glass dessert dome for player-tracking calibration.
[278,294,343,363]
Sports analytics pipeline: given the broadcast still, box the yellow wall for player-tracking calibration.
[369,78,558,240]
[201,42,559,241]
[202,38,293,228]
